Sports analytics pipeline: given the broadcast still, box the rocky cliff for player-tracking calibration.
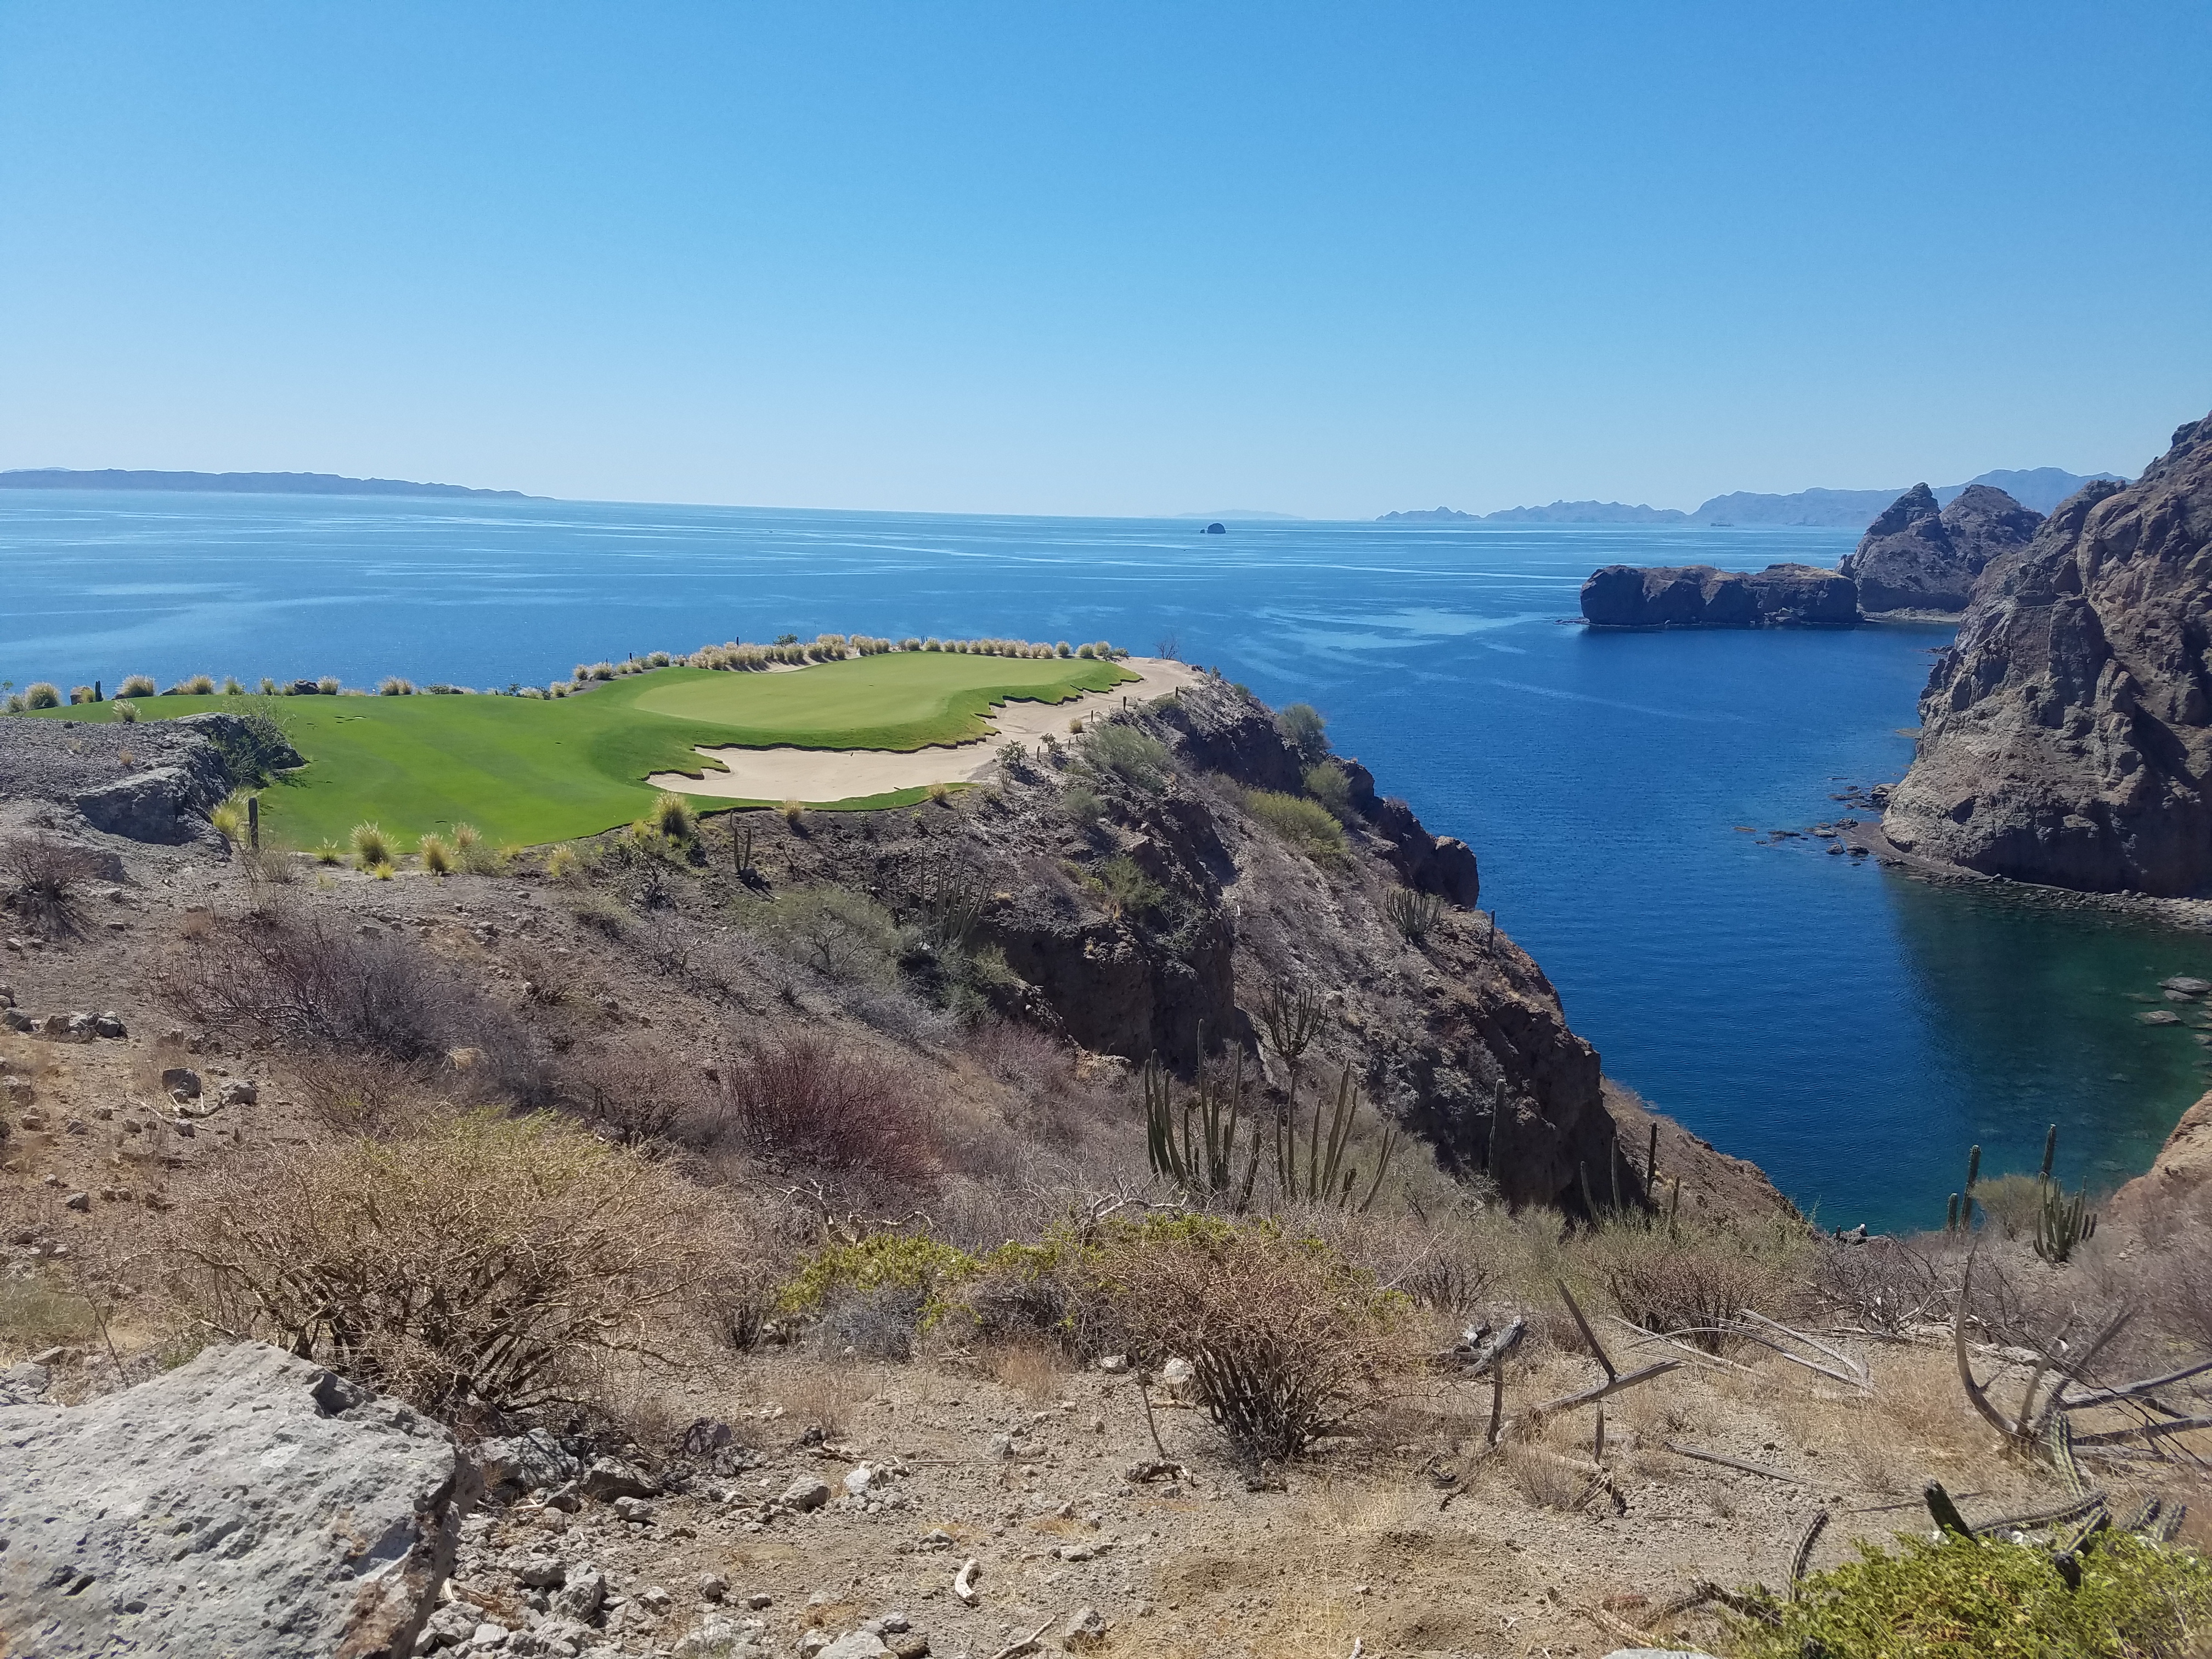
[1579,562,1858,628]
[1838,482,2042,614]
[1884,410,2212,894]
[769,679,1625,1210]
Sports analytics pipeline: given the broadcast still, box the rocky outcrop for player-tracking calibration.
[2110,1089,2212,1227]
[0,709,301,845]
[1838,483,2042,614]
[767,679,1615,1210]
[0,1341,475,1657]
[1579,563,1858,628]
[1884,411,2212,894]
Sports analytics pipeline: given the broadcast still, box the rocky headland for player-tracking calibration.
[1838,482,2044,616]
[1883,409,2212,895]
[1577,561,1858,628]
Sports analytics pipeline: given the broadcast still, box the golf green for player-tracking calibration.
[30,653,1133,850]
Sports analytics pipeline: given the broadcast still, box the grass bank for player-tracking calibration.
[33,653,1133,848]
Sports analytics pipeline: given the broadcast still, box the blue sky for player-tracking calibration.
[2,2,2206,517]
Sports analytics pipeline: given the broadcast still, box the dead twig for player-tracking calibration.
[1790,1508,1831,1595]
[1664,1441,1799,1483]
[989,1614,1057,1659]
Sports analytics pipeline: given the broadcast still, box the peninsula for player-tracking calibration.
[0,468,537,499]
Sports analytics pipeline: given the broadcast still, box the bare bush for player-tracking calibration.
[161,908,548,1102]
[1596,1221,1803,1352]
[166,1110,763,1415]
[1096,1220,1408,1462]
[750,886,906,984]
[562,1040,711,1147]
[717,1035,935,1181]
[1,835,107,938]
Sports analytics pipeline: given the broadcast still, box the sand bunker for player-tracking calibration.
[650,656,1210,803]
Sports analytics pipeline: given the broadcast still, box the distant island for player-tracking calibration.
[1384,466,2125,527]
[0,468,538,499]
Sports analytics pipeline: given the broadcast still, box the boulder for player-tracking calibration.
[1839,483,2042,614]
[1885,411,2212,894]
[160,1065,202,1099]
[1579,563,1858,628]
[0,1340,475,1658]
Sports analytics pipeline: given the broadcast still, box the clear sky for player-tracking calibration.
[2,2,2207,518]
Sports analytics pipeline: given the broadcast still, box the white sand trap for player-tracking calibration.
[650,656,1212,804]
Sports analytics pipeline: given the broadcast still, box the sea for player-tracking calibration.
[5,489,2208,1231]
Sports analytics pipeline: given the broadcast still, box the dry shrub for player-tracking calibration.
[964,1019,1079,1095]
[1593,1220,1804,1352]
[781,1360,866,1437]
[1500,1443,1596,1511]
[1096,1220,1408,1462]
[161,907,548,1103]
[1,834,108,938]
[718,1035,934,1181]
[292,1051,436,1137]
[561,1040,710,1147]
[988,1339,1065,1403]
[166,1110,763,1416]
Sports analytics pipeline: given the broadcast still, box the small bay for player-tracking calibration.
[5,490,2207,1229]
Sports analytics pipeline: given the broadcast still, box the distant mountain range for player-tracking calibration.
[1384,467,2126,528]
[0,469,536,499]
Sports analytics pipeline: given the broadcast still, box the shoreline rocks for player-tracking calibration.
[1578,562,1858,629]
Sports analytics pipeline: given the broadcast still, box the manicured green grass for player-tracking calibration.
[30,654,1132,850]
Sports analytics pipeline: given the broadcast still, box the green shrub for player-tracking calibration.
[379,676,415,696]
[543,844,582,883]
[1243,789,1347,863]
[313,842,345,866]
[316,676,341,695]
[1733,1533,2212,1659]
[111,699,138,724]
[1304,760,1355,821]
[778,1234,983,1323]
[751,885,906,984]
[209,791,251,846]
[1091,854,1166,920]
[417,834,455,876]
[22,682,60,709]
[117,674,157,698]
[350,822,392,868]
[1276,702,1329,764]
[258,677,279,695]
[1082,723,1170,792]
[222,676,244,695]
[175,674,216,696]
[1062,783,1105,830]
[67,685,97,705]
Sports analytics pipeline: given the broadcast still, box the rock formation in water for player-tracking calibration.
[1884,410,2212,894]
[1839,482,2043,614]
[1578,562,1859,628]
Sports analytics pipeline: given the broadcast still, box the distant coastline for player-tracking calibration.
[0,468,538,500]
[1386,466,2124,528]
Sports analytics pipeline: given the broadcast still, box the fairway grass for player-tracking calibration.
[33,653,1134,849]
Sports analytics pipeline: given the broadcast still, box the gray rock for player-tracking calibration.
[475,1427,580,1497]
[93,1012,126,1039]
[2163,976,2212,995]
[1060,1607,1108,1650]
[778,1476,833,1511]
[517,1553,568,1589]
[219,1077,259,1107]
[160,1065,202,1099]
[580,1455,659,1500]
[672,1614,763,1657]
[817,1635,889,1659]
[2141,1009,2184,1025]
[0,1360,50,1404]
[0,1340,474,1658]
[550,1565,607,1620]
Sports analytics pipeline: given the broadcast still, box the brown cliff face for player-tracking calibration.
[1840,483,2042,615]
[1884,411,2212,895]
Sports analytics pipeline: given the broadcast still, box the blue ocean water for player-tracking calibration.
[6,489,2209,1228]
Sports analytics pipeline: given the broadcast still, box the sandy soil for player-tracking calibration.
[648,657,1211,804]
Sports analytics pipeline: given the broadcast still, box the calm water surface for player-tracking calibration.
[7,490,2209,1228]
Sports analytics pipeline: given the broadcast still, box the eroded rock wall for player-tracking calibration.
[1884,411,2212,894]
[1579,563,1858,628]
